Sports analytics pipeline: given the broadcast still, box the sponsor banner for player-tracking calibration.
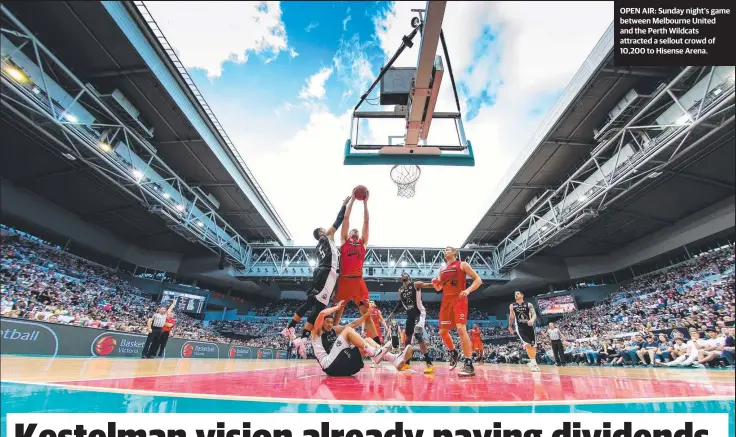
[180,340,219,358]
[0,319,60,357]
[0,317,286,360]
[228,346,253,359]
[275,350,287,359]
[90,332,147,357]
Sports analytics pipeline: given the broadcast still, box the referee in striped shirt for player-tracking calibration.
[547,322,565,366]
[142,305,169,358]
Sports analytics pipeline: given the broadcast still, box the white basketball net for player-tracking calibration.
[390,165,421,198]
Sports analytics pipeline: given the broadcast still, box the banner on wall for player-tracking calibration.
[0,317,286,360]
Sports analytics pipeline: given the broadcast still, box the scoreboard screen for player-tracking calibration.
[536,293,577,315]
[161,289,207,314]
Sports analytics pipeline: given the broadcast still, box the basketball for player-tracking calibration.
[353,185,368,200]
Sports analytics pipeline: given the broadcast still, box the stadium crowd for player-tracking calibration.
[1,224,733,367]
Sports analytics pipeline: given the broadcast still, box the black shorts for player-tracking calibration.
[515,322,536,347]
[309,267,330,294]
[323,347,364,376]
[405,310,421,338]
[391,335,400,348]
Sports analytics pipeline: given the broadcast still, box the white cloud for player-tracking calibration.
[274,101,294,117]
[143,1,292,78]
[299,67,334,100]
[289,48,299,58]
[343,8,352,31]
[305,21,319,32]
[333,35,375,99]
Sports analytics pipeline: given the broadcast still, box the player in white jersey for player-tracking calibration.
[311,301,413,376]
[282,195,350,358]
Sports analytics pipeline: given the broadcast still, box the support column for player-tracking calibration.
[222,307,227,320]
[683,245,692,259]
[629,266,636,278]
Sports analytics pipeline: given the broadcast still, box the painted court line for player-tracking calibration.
[3,380,734,408]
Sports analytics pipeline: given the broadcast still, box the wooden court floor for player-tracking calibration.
[1,355,734,409]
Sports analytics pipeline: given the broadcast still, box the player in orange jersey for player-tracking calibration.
[333,191,380,344]
[361,301,388,343]
[417,247,482,376]
[470,324,484,364]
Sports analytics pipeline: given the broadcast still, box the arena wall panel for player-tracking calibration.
[1,180,183,272]
[0,317,287,360]
[565,196,735,278]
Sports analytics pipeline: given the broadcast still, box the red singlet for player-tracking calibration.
[438,260,466,296]
[340,239,366,276]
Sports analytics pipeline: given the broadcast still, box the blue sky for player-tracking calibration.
[144,1,614,247]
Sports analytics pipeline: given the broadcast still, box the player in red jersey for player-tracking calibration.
[362,301,388,344]
[470,324,484,364]
[417,247,482,376]
[333,191,380,344]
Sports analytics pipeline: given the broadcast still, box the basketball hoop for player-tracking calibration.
[390,165,421,198]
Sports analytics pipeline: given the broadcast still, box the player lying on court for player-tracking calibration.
[333,187,381,346]
[282,195,351,358]
[508,290,540,372]
[311,300,414,376]
[390,272,434,373]
[417,247,483,376]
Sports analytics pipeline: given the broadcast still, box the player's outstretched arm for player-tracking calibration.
[341,196,356,244]
[312,300,346,336]
[337,303,373,334]
[414,280,442,291]
[167,298,177,315]
[459,262,483,297]
[327,196,352,239]
[361,191,370,247]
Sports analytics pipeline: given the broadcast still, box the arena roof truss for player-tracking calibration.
[491,65,735,272]
[242,246,505,282]
[0,5,257,269]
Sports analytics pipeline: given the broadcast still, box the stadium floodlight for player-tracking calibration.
[98,142,112,152]
[578,195,587,202]
[3,65,27,82]
[31,86,41,95]
[389,260,396,267]
[308,259,316,267]
[132,169,144,181]
[176,204,185,212]
[162,192,171,199]
[62,112,78,123]
[675,114,690,125]
[401,260,407,267]
[196,221,204,228]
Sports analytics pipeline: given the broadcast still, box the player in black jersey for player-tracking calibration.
[508,290,540,372]
[389,320,401,351]
[391,272,434,373]
[311,300,413,376]
[282,195,351,357]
